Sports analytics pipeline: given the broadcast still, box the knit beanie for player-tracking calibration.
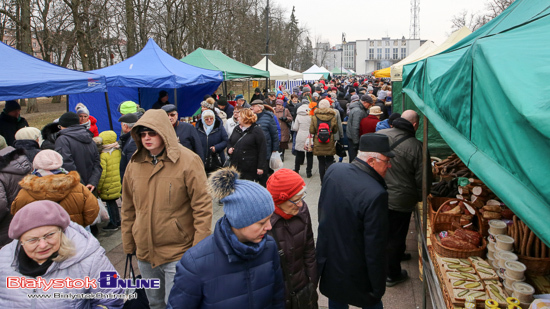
[351,94,360,102]
[119,101,138,114]
[276,99,284,106]
[208,168,274,229]
[267,168,306,206]
[33,149,63,170]
[75,103,89,116]
[9,200,71,240]
[235,94,244,101]
[15,127,41,141]
[58,112,80,127]
[201,100,214,110]
[4,100,21,113]
[318,99,330,109]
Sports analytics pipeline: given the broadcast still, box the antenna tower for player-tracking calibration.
[409,0,420,39]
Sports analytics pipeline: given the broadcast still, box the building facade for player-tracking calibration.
[355,37,424,74]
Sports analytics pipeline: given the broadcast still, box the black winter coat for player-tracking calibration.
[227,123,267,182]
[0,112,28,146]
[12,139,41,164]
[316,159,388,307]
[0,147,32,248]
[40,122,60,150]
[196,119,228,171]
[269,203,318,308]
[55,126,102,188]
[174,121,204,162]
[119,131,137,180]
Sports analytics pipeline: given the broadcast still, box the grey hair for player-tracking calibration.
[256,104,265,111]
[122,122,136,128]
[357,151,379,161]
[51,231,76,262]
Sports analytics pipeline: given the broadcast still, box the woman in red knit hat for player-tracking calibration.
[266,168,318,308]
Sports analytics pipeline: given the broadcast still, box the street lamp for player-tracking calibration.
[341,32,346,76]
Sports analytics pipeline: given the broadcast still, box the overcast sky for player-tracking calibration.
[272,0,487,46]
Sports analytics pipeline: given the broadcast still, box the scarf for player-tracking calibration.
[274,205,293,220]
[219,216,266,261]
[32,168,68,177]
[81,120,91,130]
[202,115,216,136]
[18,248,58,277]
[101,141,120,154]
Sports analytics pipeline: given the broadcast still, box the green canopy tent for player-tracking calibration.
[181,48,269,95]
[330,67,349,75]
[403,0,550,246]
[181,48,269,80]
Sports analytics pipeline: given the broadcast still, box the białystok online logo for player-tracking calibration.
[7,271,160,291]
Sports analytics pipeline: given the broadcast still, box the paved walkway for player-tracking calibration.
[98,152,432,309]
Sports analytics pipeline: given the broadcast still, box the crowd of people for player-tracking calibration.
[0,74,430,309]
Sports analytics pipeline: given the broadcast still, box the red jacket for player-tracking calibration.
[359,114,380,136]
[89,115,99,137]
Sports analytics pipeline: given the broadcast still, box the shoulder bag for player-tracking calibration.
[224,131,248,167]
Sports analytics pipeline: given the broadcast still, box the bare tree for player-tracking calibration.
[451,0,515,32]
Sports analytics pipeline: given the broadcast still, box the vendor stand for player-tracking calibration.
[404,1,550,308]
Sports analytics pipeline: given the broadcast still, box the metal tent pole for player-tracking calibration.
[104,92,114,130]
[422,115,429,309]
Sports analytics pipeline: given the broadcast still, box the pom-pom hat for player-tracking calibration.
[208,167,274,229]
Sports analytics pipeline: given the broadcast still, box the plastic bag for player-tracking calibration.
[269,152,284,170]
[304,134,314,152]
[92,197,110,225]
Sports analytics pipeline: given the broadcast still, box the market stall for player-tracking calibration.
[70,39,223,135]
[252,57,302,80]
[403,0,550,307]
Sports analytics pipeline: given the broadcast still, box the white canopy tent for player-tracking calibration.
[390,27,471,81]
[302,64,330,80]
[252,57,302,80]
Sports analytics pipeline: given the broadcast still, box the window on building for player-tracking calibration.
[394,40,398,46]
[393,48,399,59]
[377,48,382,59]
[370,41,374,47]
[402,40,407,46]
[369,48,374,60]
[377,63,382,70]
[401,48,407,58]
[385,48,390,59]
[377,41,382,46]
[385,40,390,46]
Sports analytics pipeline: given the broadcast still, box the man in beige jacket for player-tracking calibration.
[121,109,212,309]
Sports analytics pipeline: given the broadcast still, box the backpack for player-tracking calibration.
[315,116,332,143]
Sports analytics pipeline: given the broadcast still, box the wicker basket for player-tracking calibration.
[431,204,487,258]
[517,255,550,276]
[428,195,462,224]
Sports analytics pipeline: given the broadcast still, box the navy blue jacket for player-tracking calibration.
[119,131,137,180]
[196,118,228,163]
[174,121,204,162]
[218,104,234,119]
[167,216,285,309]
[316,159,389,307]
[255,110,279,160]
[55,126,102,188]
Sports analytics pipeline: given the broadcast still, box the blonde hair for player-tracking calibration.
[206,97,215,105]
[239,109,257,125]
[51,231,76,262]
[381,84,388,91]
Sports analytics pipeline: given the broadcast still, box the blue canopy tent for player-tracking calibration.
[0,41,107,101]
[70,39,223,135]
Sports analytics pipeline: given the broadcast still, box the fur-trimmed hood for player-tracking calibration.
[18,171,81,201]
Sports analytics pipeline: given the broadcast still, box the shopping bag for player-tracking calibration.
[304,134,314,152]
[269,152,284,170]
[123,254,150,309]
[92,198,110,225]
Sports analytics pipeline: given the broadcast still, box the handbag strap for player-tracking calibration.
[124,254,137,283]
[390,134,413,150]
[270,229,296,293]
[231,131,249,149]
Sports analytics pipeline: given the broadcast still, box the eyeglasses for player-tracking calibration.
[204,117,214,121]
[288,192,307,206]
[168,112,178,117]
[140,131,158,138]
[21,229,61,248]
[374,157,391,164]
